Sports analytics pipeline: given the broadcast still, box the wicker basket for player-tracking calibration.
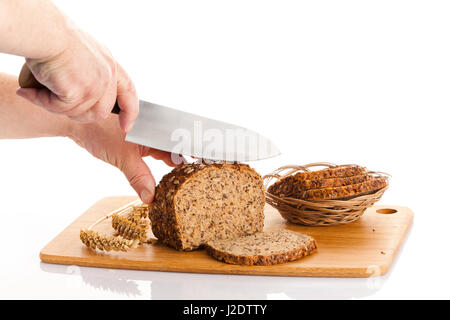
[263,163,389,226]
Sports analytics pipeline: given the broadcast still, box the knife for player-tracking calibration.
[19,64,280,162]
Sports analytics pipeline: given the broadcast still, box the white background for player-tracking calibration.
[0,0,449,299]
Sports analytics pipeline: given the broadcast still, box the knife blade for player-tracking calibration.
[18,63,280,162]
[124,100,281,162]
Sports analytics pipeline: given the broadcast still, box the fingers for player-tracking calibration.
[116,64,139,133]
[80,73,117,121]
[16,87,78,114]
[17,34,121,124]
[143,147,185,167]
[16,71,116,123]
[121,155,156,203]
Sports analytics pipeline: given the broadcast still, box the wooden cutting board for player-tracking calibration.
[40,196,413,277]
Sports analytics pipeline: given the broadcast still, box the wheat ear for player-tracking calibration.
[128,204,150,221]
[111,202,152,241]
[80,229,139,252]
[112,213,148,241]
[79,199,142,252]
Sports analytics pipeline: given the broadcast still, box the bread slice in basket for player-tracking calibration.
[205,229,317,266]
[268,164,387,200]
[294,164,367,181]
[299,177,388,200]
[269,174,372,197]
[150,162,266,251]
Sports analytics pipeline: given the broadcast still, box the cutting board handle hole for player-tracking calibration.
[376,208,397,214]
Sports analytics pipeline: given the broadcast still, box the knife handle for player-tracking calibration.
[19,63,121,114]
[111,101,120,114]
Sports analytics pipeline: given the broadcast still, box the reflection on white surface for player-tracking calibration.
[38,222,411,300]
[39,263,389,300]
[63,265,143,297]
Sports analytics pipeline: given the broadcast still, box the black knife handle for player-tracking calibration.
[19,63,121,115]
[111,100,121,114]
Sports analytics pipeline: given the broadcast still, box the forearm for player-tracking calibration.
[0,72,72,138]
[0,0,69,59]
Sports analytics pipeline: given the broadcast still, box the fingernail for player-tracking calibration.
[171,153,186,166]
[140,189,153,203]
[126,122,135,133]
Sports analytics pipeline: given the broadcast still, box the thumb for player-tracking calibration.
[121,156,156,203]
[16,87,73,113]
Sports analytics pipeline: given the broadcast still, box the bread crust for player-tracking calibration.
[150,162,265,251]
[205,235,318,266]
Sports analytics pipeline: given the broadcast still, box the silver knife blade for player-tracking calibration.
[125,100,280,162]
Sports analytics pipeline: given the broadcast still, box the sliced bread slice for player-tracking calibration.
[268,165,368,196]
[293,164,367,181]
[298,176,387,200]
[205,229,317,266]
[268,174,372,197]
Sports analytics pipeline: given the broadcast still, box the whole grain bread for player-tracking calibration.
[294,165,367,181]
[298,177,387,200]
[269,174,372,197]
[205,229,317,266]
[268,165,367,196]
[150,162,266,251]
[267,164,381,198]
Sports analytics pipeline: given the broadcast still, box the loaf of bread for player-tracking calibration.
[205,229,317,266]
[150,162,266,251]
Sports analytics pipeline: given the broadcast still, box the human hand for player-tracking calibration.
[16,26,138,132]
[67,115,181,203]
